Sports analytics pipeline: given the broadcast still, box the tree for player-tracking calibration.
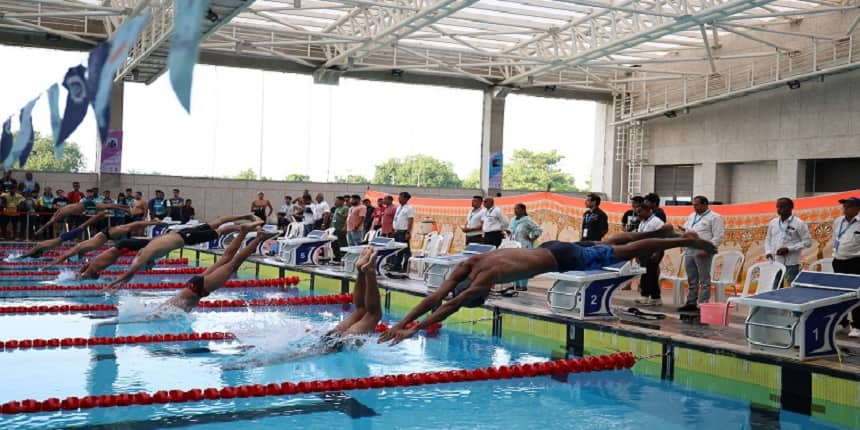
[373,155,462,188]
[234,168,257,180]
[285,173,310,182]
[504,149,577,192]
[462,169,480,189]
[20,132,86,172]
[335,174,370,184]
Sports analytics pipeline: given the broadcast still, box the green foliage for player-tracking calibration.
[334,174,370,184]
[234,168,257,180]
[373,154,462,188]
[285,173,310,182]
[462,169,480,189]
[20,132,86,172]
[504,149,577,192]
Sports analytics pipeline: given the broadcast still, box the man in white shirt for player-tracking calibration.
[481,197,508,247]
[461,196,485,245]
[764,197,812,287]
[387,191,415,272]
[634,200,665,306]
[301,195,316,236]
[679,195,725,311]
[313,193,330,230]
[277,195,294,229]
[833,196,860,338]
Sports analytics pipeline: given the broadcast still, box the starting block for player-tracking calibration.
[729,271,860,360]
[423,243,496,291]
[341,236,407,275]
[266,230,337,266]
[144,220,182,238]
[546,261,644,319]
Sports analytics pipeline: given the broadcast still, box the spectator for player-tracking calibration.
[148,190,168,220]
[92,187,102,203]
[251,192,272,222]
[0,171,16,193]
[644,192,667,222]
[115,193,129,225]
[53,189,69,208]
[508,203,542,291]
[372,198,385,230]
[37,187,55,237]
[347,194,367,246]
[387,192,414,272]
[764,197,812,287]
[581,193,608,241]
[20,172,39,196]
[131,191,148,221]
[313,193,330,230]
[622,196,644,232]
[481,197,507,247]
[381,195,396,237]
[832,197,860,338]
[461,195,485,244]
[331,196,348,260]
[301,194,316,235]
[634,199,665,306]
[167,189,185,220]
[0,187,22,240]
[362,198,375,235]
[277,196,293,229]
[181,199,196,224]
[102,190,113,204]
[679,195,724,312]
[125,188,134,201]
[67,181,83,204]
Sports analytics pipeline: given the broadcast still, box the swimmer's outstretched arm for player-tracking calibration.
[34,203,83,236]
[79,248,122,279]
[45,233,108,267]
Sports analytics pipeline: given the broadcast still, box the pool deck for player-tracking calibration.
[183,247,860,382]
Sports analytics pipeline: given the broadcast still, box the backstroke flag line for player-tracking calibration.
[7,96,39,169]
[87,42,111,143]
[168,0,212,112]
[56,65,89,149]
[93,11,151,122]
[47,83,63,159]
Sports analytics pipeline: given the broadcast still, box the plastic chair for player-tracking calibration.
[739,261,786,298]
[316,228,337,263]
[362,229,379,244]
[498,239,522,249]
[408,233,441,279]
[808,257,834,273]
[285,222,304,239]
[660,252,688,305]
[437,231,454,256]
[709,250,745,303]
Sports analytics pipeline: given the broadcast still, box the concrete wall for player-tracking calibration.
[728,161,777,203]
[24,172,594,221]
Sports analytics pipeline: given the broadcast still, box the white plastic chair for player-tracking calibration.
[285,222,304,239]
[739,261,786,298]
[660,252,688,305]
[437,231,454,256]
[362,228,379,244]
[316,228,337,263]
[808,257,834,273]
[709,250,745,303]
[498,239,522,249]
[408,233,441,279]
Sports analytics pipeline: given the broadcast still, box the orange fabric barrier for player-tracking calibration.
[365,190,857,280]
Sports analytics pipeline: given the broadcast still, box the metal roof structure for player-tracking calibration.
[1,0,858,120]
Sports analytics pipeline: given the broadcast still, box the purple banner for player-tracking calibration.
[100,130,123,173]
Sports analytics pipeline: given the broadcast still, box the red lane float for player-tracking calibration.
[0,267,207,277]
[0,258,190,267]
[0,277,301,293]
[0,292,349,315]
[0,352,635,414]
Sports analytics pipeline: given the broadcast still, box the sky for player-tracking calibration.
[0,45,598,189]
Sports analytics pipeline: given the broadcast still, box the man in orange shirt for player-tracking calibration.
[380,195,396,237]
[346,194,367,246]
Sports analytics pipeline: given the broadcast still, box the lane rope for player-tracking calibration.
[0,276,300,293]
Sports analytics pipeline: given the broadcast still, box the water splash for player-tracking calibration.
[3,253,21,262]
[115,294,192,324]
[53,269,79,283]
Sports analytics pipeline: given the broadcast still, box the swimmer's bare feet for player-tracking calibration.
[686,232,717,254]
[242,220,265,232]
[658,224,680,238]
[355,247,372,273]
[245,213,258,222]
[360,248,378,273]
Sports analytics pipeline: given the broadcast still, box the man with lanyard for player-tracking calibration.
[679,195,724,312]
[460,196,485,244]
[481,197,507,248]
[833,196,860,338]
[764,197,812,287]
[167,189,185,220]
[634,200,665,306]
[388,192,414,272]
[148,190,168,220]
[644,193,667,222]
[622,196,644,232]
[582,193,608,241]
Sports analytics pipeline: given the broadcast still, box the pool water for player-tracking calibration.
[0,274,851,429]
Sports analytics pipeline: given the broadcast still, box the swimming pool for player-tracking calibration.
[0,269,851,429]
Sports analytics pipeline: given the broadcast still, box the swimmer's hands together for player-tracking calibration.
[377,325,418,346]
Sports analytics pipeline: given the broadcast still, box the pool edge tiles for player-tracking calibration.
[501,314,567,355]
[672,347,781,409]
[812,373,860,429]
[583,329,663,378]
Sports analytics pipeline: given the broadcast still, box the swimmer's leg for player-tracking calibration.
[203,222,260,276]
[346,249,382,335]
[601,224,678,245]
[611,233,715,261]
[200,229,276,295]
[20,237,63,258]
[206,214,257,230]
[46,234,107,267]
[329,248,373,335]
[80,248,122,279]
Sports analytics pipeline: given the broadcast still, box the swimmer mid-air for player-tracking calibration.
[379,225,717,345]
[44,219,165,268]
[77,238,151,279]
[34,194,129,237]
[19,213,108,259]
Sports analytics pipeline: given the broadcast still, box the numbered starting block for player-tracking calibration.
[423,243,496,291]
[264,230,337,266]
[144,220,182,238]
[546,261,644,320]
[341,236,407,275]
[728,271,860,360]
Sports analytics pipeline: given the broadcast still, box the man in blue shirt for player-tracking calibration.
[148,190,168,220]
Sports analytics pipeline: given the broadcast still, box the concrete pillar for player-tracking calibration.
[97,82,124,189]
[693,161,716,200]
[480,89,505,196]
[775,159,806,199]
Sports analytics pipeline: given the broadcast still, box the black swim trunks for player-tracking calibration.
[116,238,150,252]
[452,279,489,308]
[538,240,619,272]
[185,275,208,298]
[177,224,218,245]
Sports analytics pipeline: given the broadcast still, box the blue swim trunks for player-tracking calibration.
[539,240,619,272]
[59,227,83,242]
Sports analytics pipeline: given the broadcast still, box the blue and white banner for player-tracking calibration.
[0,118,11,164]
[94,11,150,122]
[168,0,211,112]
[47,83,62,158]
[87,42,111,142]
[57,65,89,148]
[7,96,39,169]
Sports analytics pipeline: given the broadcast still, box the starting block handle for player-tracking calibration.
[546,287,580,312]
[744,308,799,350]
